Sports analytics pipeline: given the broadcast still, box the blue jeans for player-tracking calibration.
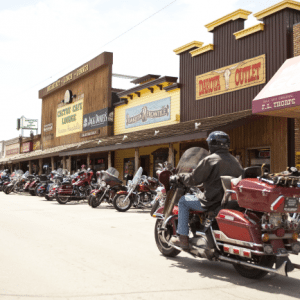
[177,194,206,236]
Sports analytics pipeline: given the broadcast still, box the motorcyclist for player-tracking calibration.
[170,131,244,250]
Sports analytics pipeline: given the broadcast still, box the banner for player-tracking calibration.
[56,99,84,137]
[196,54,266,100]
[125,97,171,129]
[83,108,113,131]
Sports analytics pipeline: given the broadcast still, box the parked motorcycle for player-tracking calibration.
[56,169,94,204]
[45,169,67,201]
[28,174,41,196]
[88,167,125,208]
[152,147,300,279]
[0,169,11,192]
[4,170,26,194]
[113,167,159,212]
[36,173,54,198]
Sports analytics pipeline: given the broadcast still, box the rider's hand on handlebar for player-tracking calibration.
[170,175,180,184]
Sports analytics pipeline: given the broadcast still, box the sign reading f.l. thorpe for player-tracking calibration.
[125,97,171,129]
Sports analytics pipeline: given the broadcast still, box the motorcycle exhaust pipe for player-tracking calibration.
[218,255,287,277]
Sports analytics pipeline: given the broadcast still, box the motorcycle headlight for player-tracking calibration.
[100,181,106,187]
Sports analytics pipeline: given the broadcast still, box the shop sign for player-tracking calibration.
[253,55,300,115]
[80,129,100,138]
[56,99,84,137]
[83,108,113,132]
[44,123,53,132]
[33,140,41,151]
[22,142,33,153]
[5,143,19,157]
[21,118,38,130]
[196,54,266,100]
[125,97,171,129]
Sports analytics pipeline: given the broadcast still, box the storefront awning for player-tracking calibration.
[252,55,300,117]
[60,109,253,156]
[0,140,92,164]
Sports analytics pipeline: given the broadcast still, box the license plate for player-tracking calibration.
[284,197,299,211]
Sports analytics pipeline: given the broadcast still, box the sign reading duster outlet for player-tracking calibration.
[56,99,84,137]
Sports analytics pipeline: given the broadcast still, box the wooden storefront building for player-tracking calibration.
[174,0,300,173]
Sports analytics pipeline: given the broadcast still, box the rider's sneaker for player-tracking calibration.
[170,235,190,250]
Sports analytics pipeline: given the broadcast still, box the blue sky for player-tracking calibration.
[0,0,283,140]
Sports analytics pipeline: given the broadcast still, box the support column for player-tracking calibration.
[108,151,112,168]
[51,157,55,171]
[29,161,32,174]
[62,156,66,170]
[135,148,139,173]
[168,143,175,167]
[10,164,13,173]
[68,156,72,173]
[87,154,90,169]
[39,158,43,175]
[18,162,21,170]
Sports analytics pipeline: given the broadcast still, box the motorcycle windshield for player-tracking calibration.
[131,167,143,188]
[176,147,209,175]
[106,167,119,178]
[15,170,24,177]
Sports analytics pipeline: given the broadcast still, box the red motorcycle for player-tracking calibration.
[56,169,94,204]
[152,147,300,279]
[113,167,160,212]
[88,167,126,208]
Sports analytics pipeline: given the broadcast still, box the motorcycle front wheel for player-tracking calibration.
[56,195,68,204]
[89,195,101,208]
[154,219,181,257]
[4,185,14,195]
[113,194,132,212]
[233,255,275,279]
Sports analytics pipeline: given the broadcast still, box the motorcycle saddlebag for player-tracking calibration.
[216,209,262,245]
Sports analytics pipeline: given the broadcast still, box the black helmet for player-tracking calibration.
[206,131,230,152]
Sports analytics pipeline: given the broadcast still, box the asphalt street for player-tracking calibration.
[0,193,300,300]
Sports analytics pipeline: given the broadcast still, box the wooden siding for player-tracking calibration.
[180,8,300,121]
[114,86,180,135]
[228,116,288,172]
[41,64,112,149]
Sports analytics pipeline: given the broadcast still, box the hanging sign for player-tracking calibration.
[125,97,171,129]
[196,54,266,100]
[56,99,84,137]
[22,142,33,153]
[6,143,19,157]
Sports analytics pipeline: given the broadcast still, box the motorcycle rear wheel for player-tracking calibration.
[56,195,68,204]
[233,255,275,279]
[154,219,181,257]
[113,194,132,212]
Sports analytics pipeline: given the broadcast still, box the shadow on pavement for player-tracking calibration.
[165,255,300,298]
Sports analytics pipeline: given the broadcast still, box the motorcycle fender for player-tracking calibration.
[117,190,128,195]
[155,206,178,216]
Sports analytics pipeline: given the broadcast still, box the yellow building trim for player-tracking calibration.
[233,23,265,40]
[254,0,300,21]
[205,9,252,32]
[190,44,214,57]
[173,41,204,55]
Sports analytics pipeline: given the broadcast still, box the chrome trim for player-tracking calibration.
[154,213,164,219]
[213,230,263,248]
[210,226,221,252]
[162,214,177,230]
[271,195,285,211]
[217,242,264,255]
[267,233,293,240]
[218,255,287,276]
[260,178,275,185]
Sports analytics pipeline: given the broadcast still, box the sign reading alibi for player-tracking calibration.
[196,54,266,100]
[56,99,84,137]
[125,97,171,129]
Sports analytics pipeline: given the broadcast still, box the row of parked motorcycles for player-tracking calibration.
[0,164,168,213]
[2,146,300,279]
